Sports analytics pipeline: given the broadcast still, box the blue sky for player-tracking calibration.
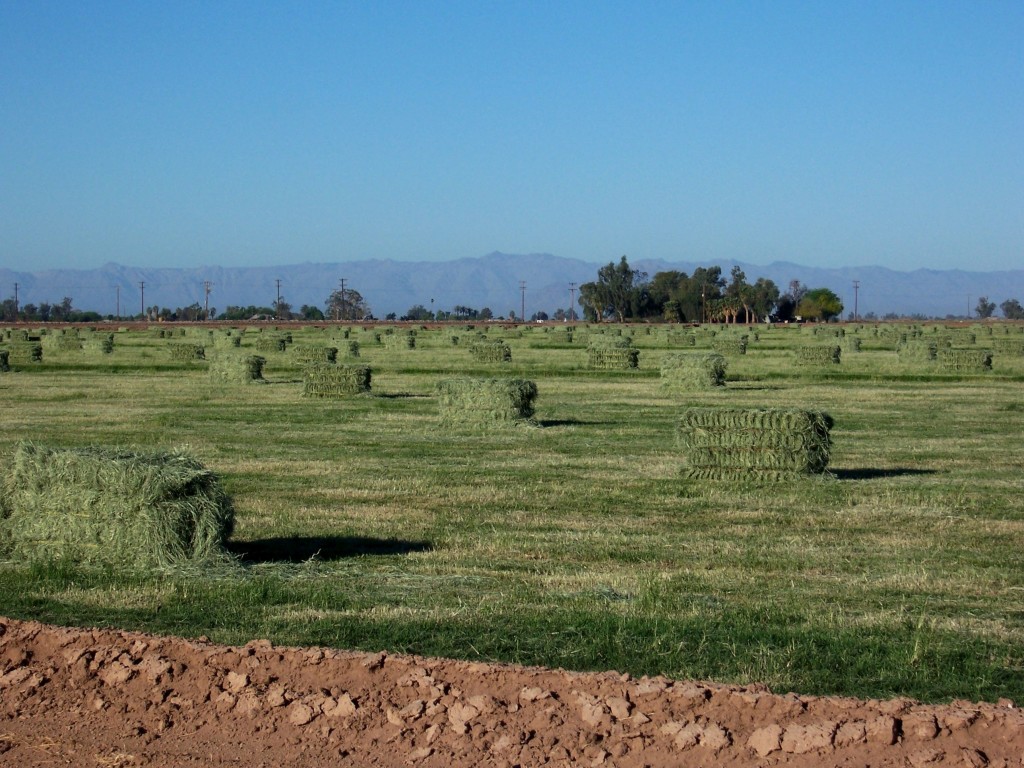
[2,1,1021,273]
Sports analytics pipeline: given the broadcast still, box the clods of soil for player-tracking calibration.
[1,616,1020,766]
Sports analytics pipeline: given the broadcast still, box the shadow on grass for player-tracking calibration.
[226,536,433,564]
[832,468,938,480]
[373,392,431,399]
[538,418,609,428]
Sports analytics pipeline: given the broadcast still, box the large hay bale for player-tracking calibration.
[896,339,937,363]
[342,340,360,358]
[208,353,267,383]
[660,353,727,390]
[290,344,338,365]
[436,378,537,426]
[587,338,639,369]
[254,335,287,353]
[677,407,834,481]
[0,443,234,569]
[937,348,993,373]
[302,364,372,397]
[3,343,42,366]
[469,340,512,363]
[168,343,205,361]
[383,332,415,350]
[711,337,748,356]
[991,338,1024,356]
[43,333,83,352]
[84,334,115,355]
[0,350,8,372]
[666,331,697,347]
[795,345,841,366]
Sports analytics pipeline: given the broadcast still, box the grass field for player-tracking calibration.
[1,322,1022,703]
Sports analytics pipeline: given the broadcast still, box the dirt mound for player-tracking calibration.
[0,617,1020,767]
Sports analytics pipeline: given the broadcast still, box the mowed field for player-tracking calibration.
[0,322,1022,704]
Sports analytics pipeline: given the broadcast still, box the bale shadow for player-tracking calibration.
[537,418,611,427]
[227,536,433,564]
[832,468,938,480]
[373,393,431,399]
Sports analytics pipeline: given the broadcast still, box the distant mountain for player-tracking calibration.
[2,253,1022,320]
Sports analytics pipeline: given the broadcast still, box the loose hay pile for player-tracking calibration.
[937,348,993,373]
[208,353,267,383]
[302,364,372,397]
[660,353,727,390]
[436,378,537,427]
[469,340,512,363]
[0,443,234,569]
[677,407,834,481]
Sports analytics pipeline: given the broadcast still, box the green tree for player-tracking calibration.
[578,256,647,322]
[975,296,996,319]
[300,305,325,320]
[403,304,434,321]
[325,283,371,321]
[1000,298,1024,320]
[797,288,844,322]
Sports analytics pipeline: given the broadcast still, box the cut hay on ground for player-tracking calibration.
[660,353,727,390]
[436,378,538,427]
[302,364,372,397]
[677,407,834,481]
[0,443,234,569]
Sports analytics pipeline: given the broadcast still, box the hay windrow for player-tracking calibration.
[302,364,372,397]
[660,353,727,390]
[677,407,834,480]
[1,443,234,569]
[435,378,538,427]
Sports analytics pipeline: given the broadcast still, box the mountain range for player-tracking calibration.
[2,253,1022,320]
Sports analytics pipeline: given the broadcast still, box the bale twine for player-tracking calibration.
[1,443,234,569]
[435,378,537,427]
[167,343,205,361]
[208,353,267,383]
[937,348,993,373]
[677,408,834,481]
[290,344,338,365]
[660,353,727,390]
[795,345,841,366]
[469,340,512,363]
[587,338,639,370]
[302,364,372,397]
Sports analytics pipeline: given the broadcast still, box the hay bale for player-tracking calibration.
[208,353,267,383]
[937,348,993,373]
[43,333,82,352]
[896,339,937,363]
[795,345,841,366]
[840,337,862,353]
[0,350,8,372]
[84,334,115,355]
[302,364,372,397]
[0,443,234,569]
[469,339,512,363]
[666,331,697,347]
[342,340,360,358]
[212,333,243,349]
[711,337,748,356]
[290,344,338,365]
[254,336,287,353]
[677,407,834,481]
[587,338,639,369]
[383,332,415,350]
[3,343,42,366]
[436,378,537,426]
[661,353,727,390]
[167,343,205,361]
[991,338,1024,356]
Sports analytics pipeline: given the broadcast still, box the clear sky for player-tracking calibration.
[2,1,1021,273]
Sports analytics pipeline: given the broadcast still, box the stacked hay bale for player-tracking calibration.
[587,337,639,369]
[991,338,1024,357]
[255,335,288,353]
[666,331,697,347]
[43,331,82,353]
[795,345,841,366]
[896,339,938,363]
[0,350,9,372]
[212,332,243,350]
[290,344,338,365]
[677,408,834,481]
[168,343,205,361]
[0,443,234,569]
[840,336,862,354]
[547,328,572,345]
[4,342,42,367]
[711,336,748,356]
[383,332,415,350]
[937,348,993,373]
[660,353,727,390]
[470,339,512,363]
[208,353,267,383]
[302,364,372,397]
[436,378,537,427]
[341,340,360,358]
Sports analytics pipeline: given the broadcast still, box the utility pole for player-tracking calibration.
[139,282,145,319]
[520,281,526,324]
[13,283,18,320]
[852,280,860,322]
[203,281,213,320]
[275,278,282,320]
[967,295,971,319]
[116,285,120,320]
[569,282,576,322]
[339,278,347,321]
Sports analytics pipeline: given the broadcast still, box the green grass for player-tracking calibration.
[0,321,1022,703]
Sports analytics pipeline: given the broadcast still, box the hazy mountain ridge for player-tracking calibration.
[2,253,1022,319]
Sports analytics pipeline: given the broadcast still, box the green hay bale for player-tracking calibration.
[897,339,937,363]
[991,338,1024,356]
[795,345,841,366]
[711,337,748,356]
[0,350,8,372]
[435,378,538,427]
[208,353,267,384]
[547,329,572,344]
[84,334,115,355]
[342,340,360,358]
[586,337,639,369]
[290,344,338,364]
[3,343,42,366]
[666,331,697,347]
[212,333,243,349]
[383,332,415,350]
[254,336,287,353]
[302,364,372,397]
[1,443,234,569]
[469,340,512,363]
[937,348,993,373]
[660,353,727,390]
[841,337,862,353]
[677,407,834,481]
[167,342,206,361]
[43,333,83,352]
